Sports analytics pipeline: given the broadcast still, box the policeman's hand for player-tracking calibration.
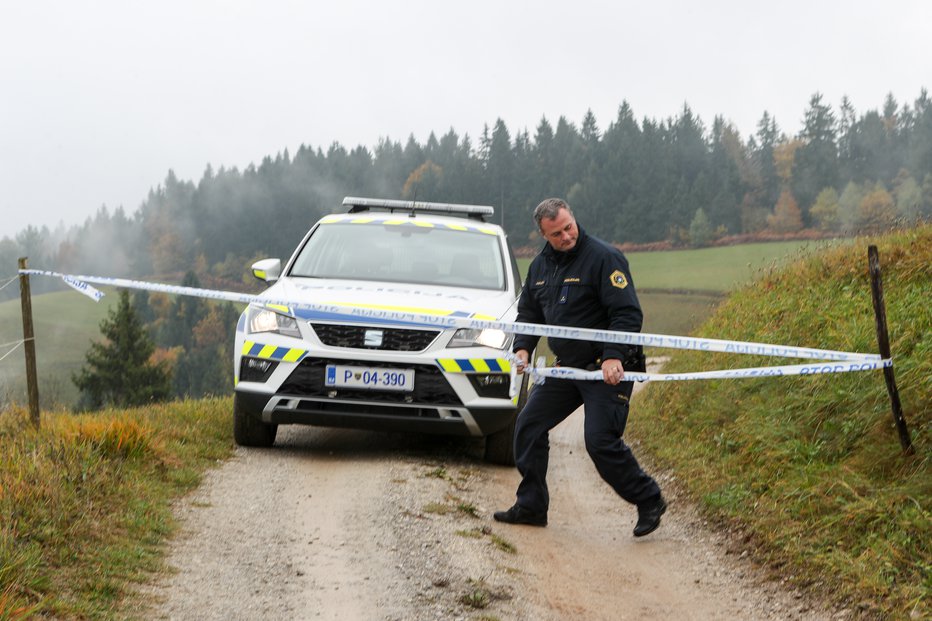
[601,358,624,385]
[514,349,530,375]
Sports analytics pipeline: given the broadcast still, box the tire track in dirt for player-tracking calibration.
[140,377,837,620]
[142,428,407,620]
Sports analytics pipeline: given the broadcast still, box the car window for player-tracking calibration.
[289,222,507,290]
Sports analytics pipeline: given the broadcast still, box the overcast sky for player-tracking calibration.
[1,0,930,241]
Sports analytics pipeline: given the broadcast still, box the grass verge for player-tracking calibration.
[635,226,930,619]
[0,398,233,619]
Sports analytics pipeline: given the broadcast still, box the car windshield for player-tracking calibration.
[289,221,507,290]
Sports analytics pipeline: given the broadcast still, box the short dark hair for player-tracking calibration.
[533,198,573,228]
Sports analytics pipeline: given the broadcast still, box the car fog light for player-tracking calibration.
[467,373,511,398]
[476,374,508,386]
[239,357,278,382]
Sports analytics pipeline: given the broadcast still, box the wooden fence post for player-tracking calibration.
[17,257,41,428]
[867,245,913,455]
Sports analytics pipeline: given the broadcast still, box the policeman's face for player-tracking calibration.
[539,208,579,252]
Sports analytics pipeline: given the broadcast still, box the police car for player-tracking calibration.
[233,197,528,465]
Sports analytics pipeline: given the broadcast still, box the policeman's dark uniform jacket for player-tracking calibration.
[511,223,661,515]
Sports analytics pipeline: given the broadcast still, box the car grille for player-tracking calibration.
[278,358,462,405]
[309,324,441,351]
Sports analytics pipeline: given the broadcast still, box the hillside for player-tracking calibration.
[634,225,931,618]
[0,289,116,407]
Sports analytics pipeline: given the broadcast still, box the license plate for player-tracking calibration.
[325,365,415,392]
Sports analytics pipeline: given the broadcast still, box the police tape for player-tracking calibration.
[518,358,893,384]
[20,269,883,366]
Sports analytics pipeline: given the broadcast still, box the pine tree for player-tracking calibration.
[688,208,714,247]
[793,93,839,218]
[753,111,782,209]
[73,290,172,409]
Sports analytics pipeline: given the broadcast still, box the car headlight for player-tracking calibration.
[247,306,301,338]
[448,328,511,349]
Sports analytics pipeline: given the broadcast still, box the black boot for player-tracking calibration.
[493,503,547,526]
[633,495,666,537]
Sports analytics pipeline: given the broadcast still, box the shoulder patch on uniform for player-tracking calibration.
[609,270,628,289]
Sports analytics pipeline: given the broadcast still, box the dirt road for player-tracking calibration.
[141,382,838,620]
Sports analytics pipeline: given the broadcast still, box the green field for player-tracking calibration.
[517,239,839,293]
[0,289,118,407]
[639,291,722,339]
[628,240,848,292]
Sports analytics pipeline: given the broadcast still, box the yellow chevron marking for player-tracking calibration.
[383,218,407,225]
[438,359,462,372]
[241,341,255,355]
[266,304,290,313]
[470,313,496,320]
[445,223,468,231]
[476,227,497,235]
[258,344,278,359]
[320,215,344,224]
[350,217,376,224]
[282,349,304,362]
[413,221,434,228]
[437,358,512,373]
[471,359,491,372]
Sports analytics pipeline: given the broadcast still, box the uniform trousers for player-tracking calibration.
[513,376,660,513]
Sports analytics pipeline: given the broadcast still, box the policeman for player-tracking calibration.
[494,198,666,536]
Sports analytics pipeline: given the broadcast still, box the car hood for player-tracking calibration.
[260,277,518,324]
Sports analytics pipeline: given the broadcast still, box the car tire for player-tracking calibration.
[233,393,278,447]
[483,371,530,466]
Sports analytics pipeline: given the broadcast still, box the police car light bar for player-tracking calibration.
[342,196,495,220]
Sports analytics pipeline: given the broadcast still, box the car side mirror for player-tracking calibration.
[251,258,281,283]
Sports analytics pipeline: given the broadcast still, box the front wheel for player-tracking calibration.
[483,372,530,466]
[233,393,278,447]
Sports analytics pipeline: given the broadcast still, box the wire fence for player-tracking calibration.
[0,338,32,363]
[0,276,25,365]
[0,275,19,292]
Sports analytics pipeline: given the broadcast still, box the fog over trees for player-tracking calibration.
[3,90,930,292]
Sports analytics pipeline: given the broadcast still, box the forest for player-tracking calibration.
[3,90,931,288]
[2,90,930,404]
